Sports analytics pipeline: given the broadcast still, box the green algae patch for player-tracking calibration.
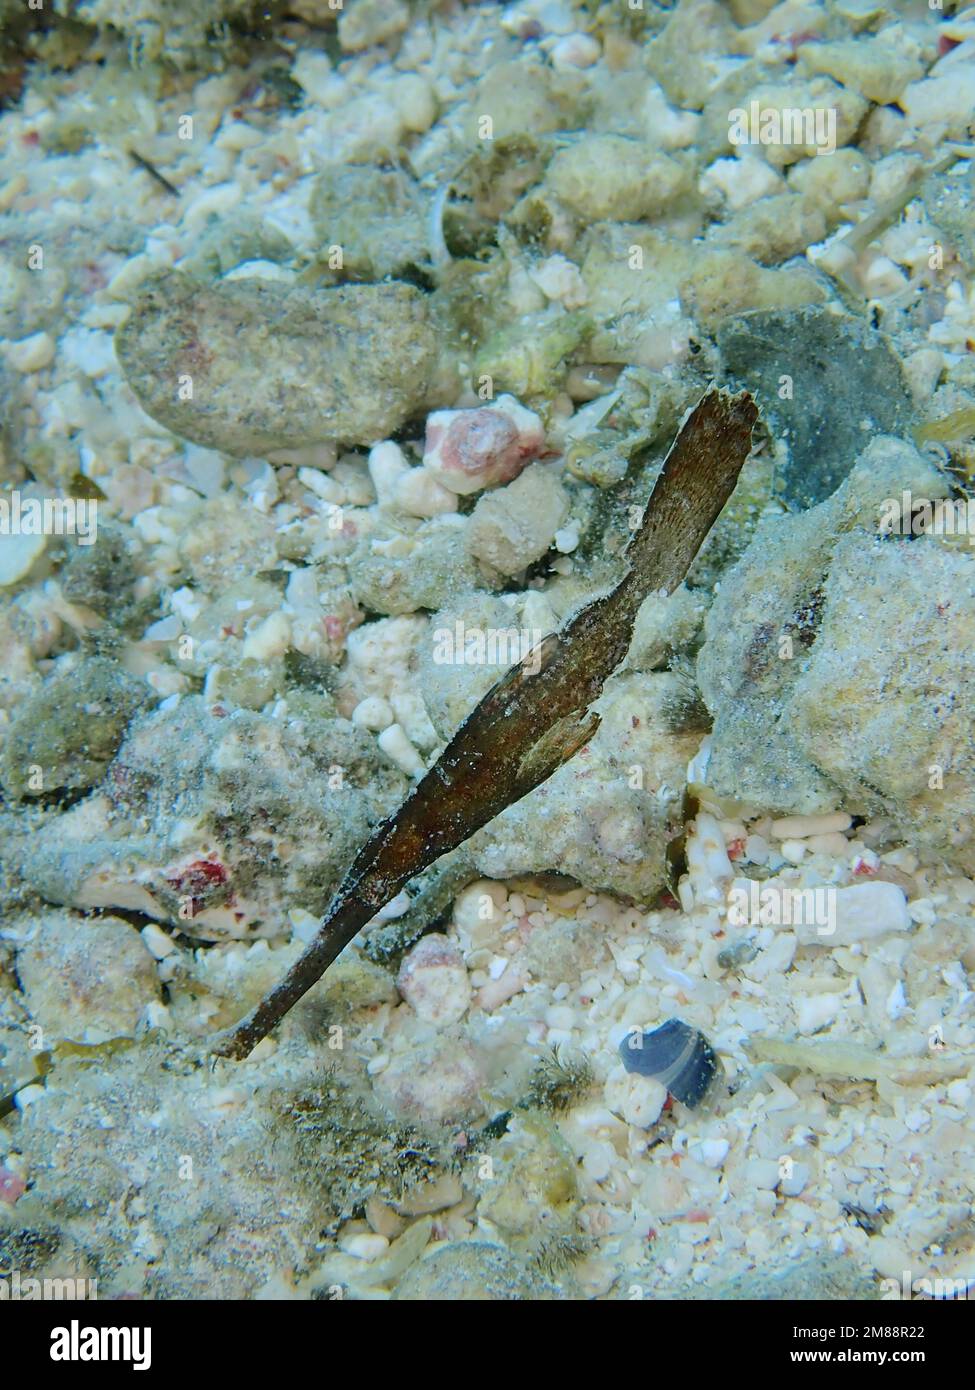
[309,164,429,282]
[0,657,150,799]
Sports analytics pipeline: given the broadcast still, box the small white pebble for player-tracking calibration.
[771,812,852,840]
[488,955,509,980]
[745,1157,780,1191]
[3,330,55,372]
[550,32,600,69]
[744,833,770,865]
[779,838,807,864]
[886,980,908,1021]
[241,612,292,661]
[351,696,394,731]
[339,1232,390,1261]
[796,992,842,1034]
[141,923,177,960]
[778,1161,811,1197]
[368,440,410,505]
[392,467,457,518]
[697,1137,730,1169]
[805,832,850,857]
[377,723,426,777]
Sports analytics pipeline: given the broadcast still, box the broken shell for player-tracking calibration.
[618,1018,717,1109]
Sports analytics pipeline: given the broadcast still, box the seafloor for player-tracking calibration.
[0,0,974,1300]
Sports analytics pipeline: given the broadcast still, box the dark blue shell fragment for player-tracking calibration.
[619,1018,717,1109]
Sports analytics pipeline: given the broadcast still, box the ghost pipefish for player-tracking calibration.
[212,387,758,1060]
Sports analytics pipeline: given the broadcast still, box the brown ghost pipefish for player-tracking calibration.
[212,387,758,1060]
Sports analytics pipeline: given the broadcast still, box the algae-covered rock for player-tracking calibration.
[337,0,409,52]
[309,164,428,280]
[59,525,137,619]
[349,514,489,616]
[372,1026,485,1124]
[696,1252,881,1300]
[14,910,160,1044]
[545,136,690,222]
[718,306,916,509]
[115,273,437,456]
[922,160,975,270]
[474,308,589,402]
[646,0,738,111]
[391,1239,565,1300]
[70,0,272,71]
[476,1113,579,1255]
[470,59,587,143]
[788,534,975,872]
[176,214,294,280]
[797,36,924,106]
[0,657,150,799]
[466,462,569,577]
[698,436,975,872]
[713,191,827,265]
[15,695,407,940]
[12,1040,366,1298]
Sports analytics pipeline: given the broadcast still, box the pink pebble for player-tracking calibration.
[422,395,545,495]
[0,1168,27,1205]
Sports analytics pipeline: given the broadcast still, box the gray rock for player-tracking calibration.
[309,164,428,280]
[922,161,975,270]
[115,273,437,456]
[0,657,150,799]
[718,306,916,509]
[14,695,407,941]
[15,911,160,1044]
[698,435,975,873]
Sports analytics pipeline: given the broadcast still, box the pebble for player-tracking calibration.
[397,934,472,1026]
[422,395,545,496]
[779,838,807,864]
[805,832,851,857]
[3,330,55,372]
[778,1161,811,1198]
[392,467,458,518]
[351,696,394,731]
[141,923,177,960]
[697,1137,731,1169]
[377,722,426,777]
[744,833,770,864]
[745,1158,781,1191]
[0,1167,27,1205]
[241,612,292,661]
[467,462,569,577]
[0,530,48,588]
[16,912,161,1044]
[827,881,911,946]
[550,32,600,69]
[368,440,409,504]
[115,275,437,456]
[771,812,852,840]
[686,811,733,905]
[339,1232,390,1261]
[452,880,507,932]
[796,992,843,1034]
